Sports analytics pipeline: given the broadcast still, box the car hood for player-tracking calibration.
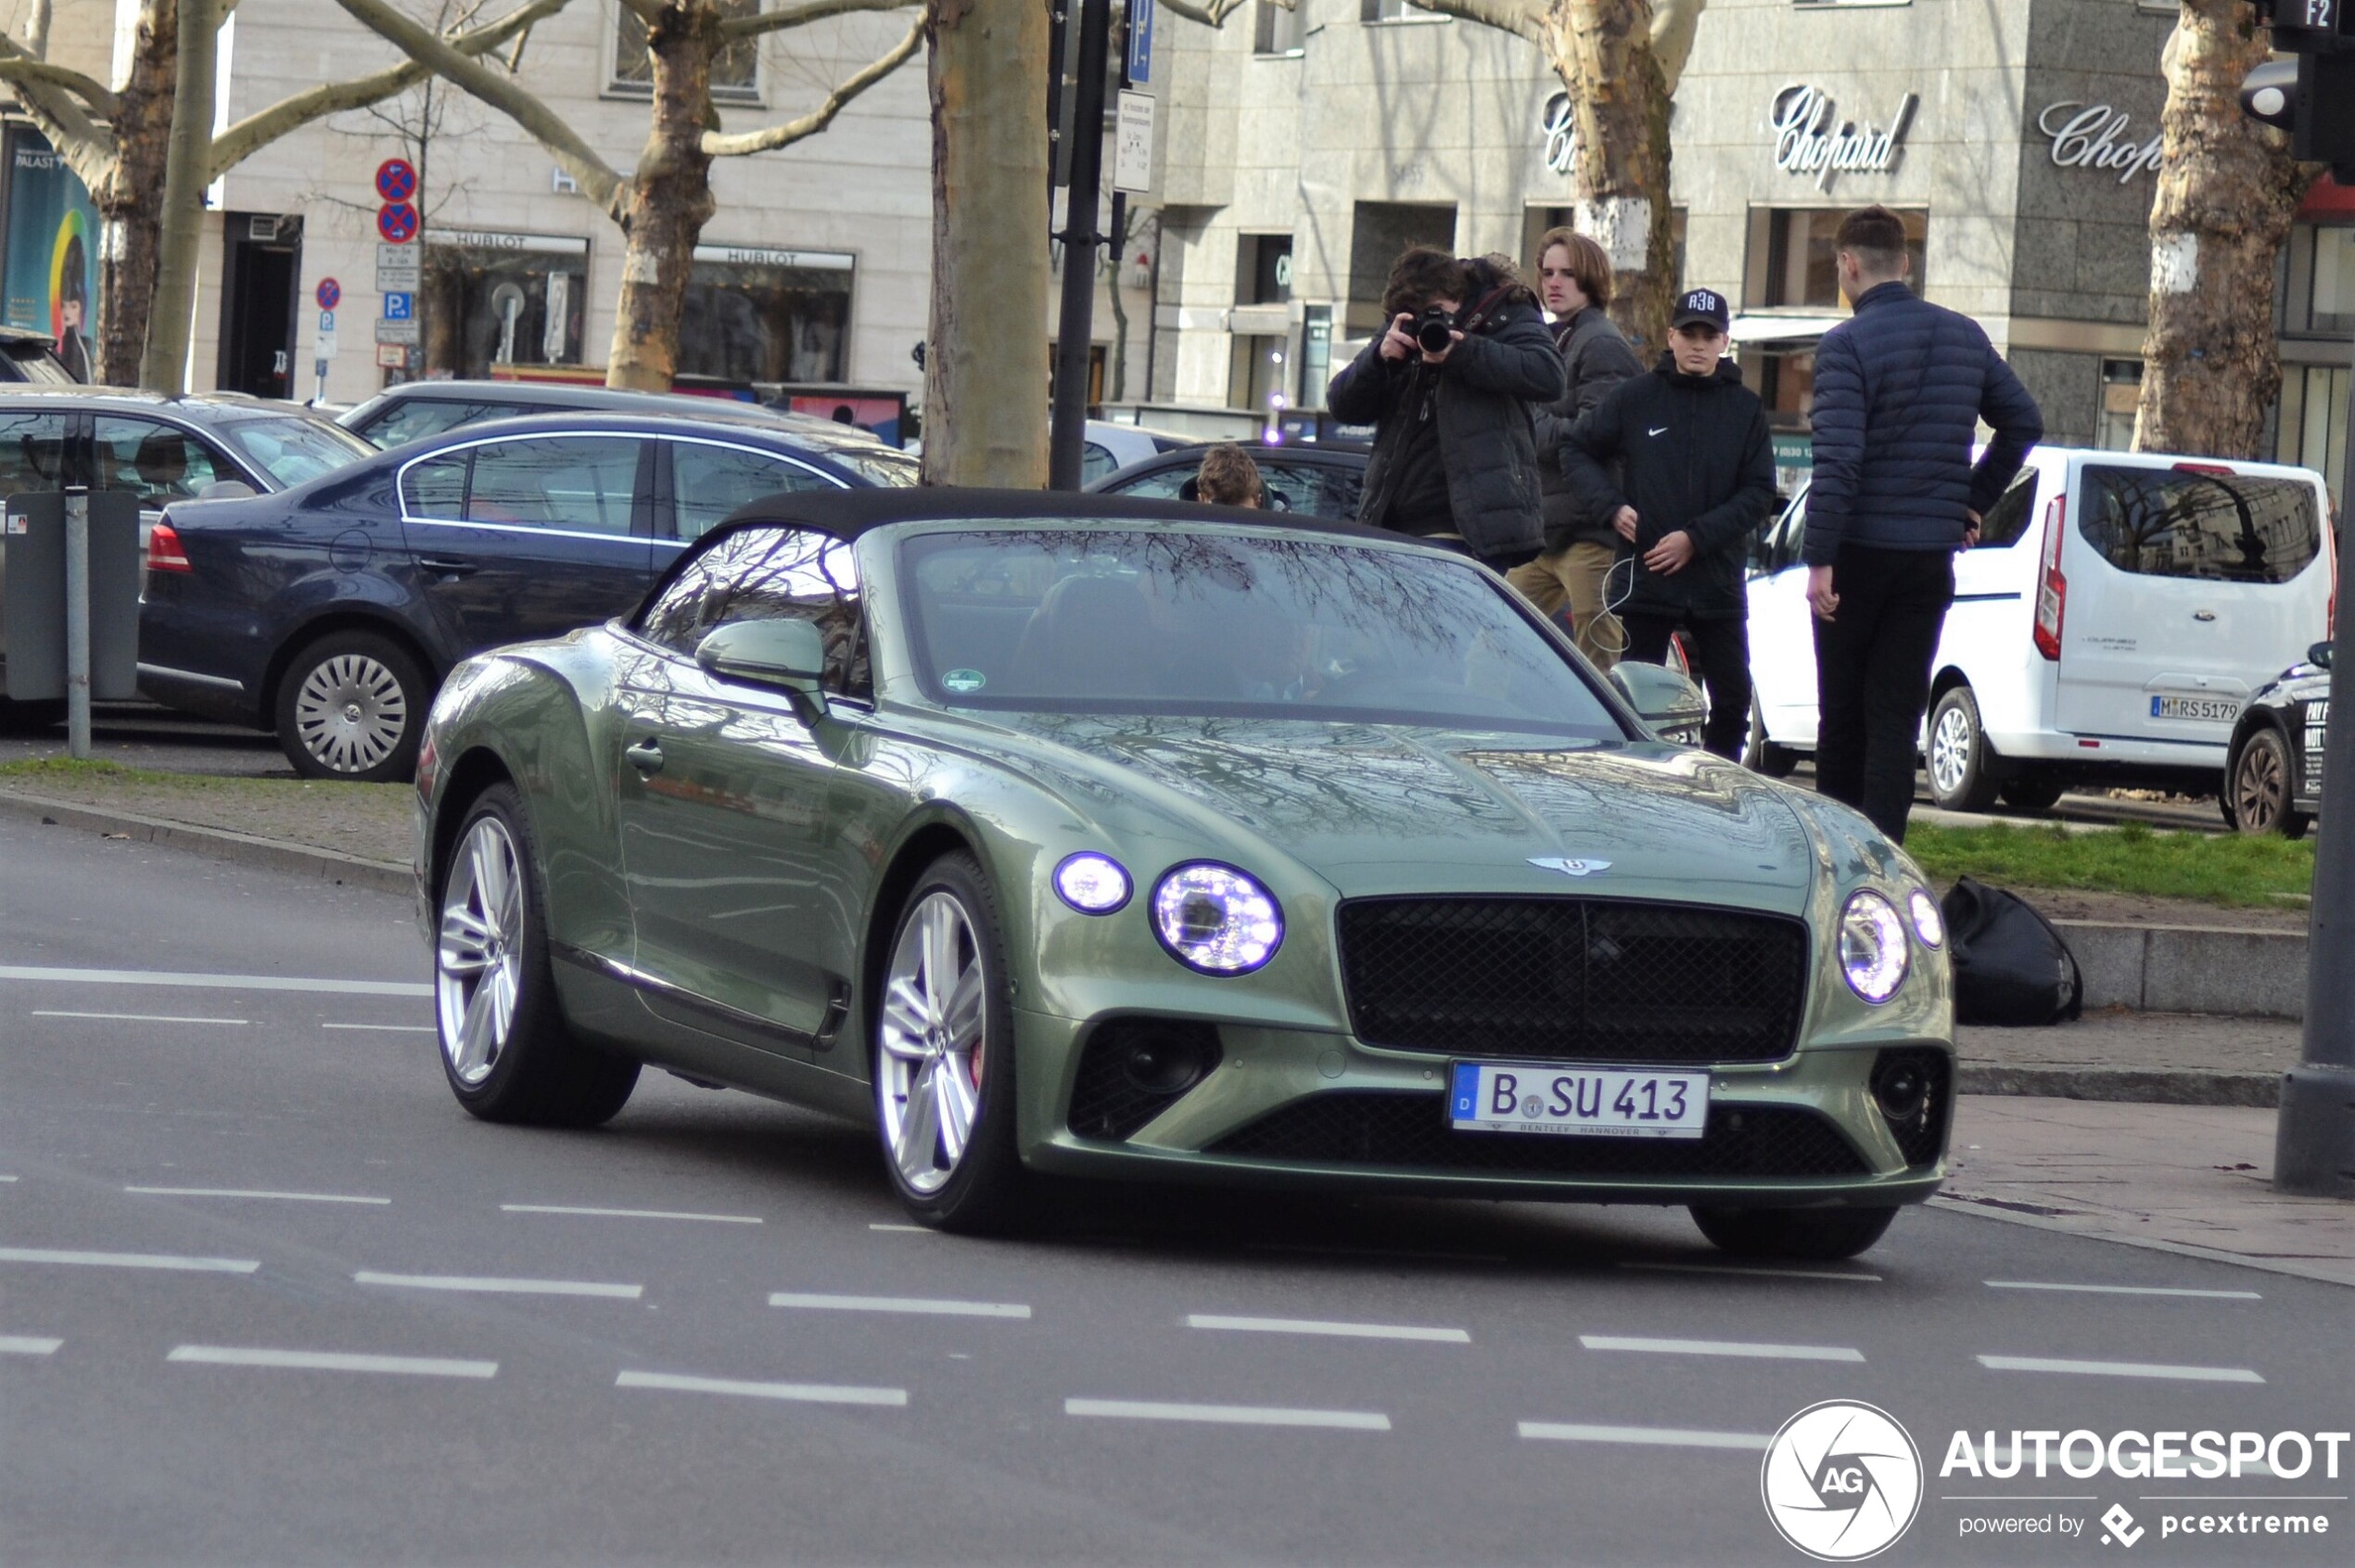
[946,714,1820,914]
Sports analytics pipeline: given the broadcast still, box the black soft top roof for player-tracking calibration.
[714,484,1391,542]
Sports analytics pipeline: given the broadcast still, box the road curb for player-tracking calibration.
[0,789,411,897]
[2056,918,2307,1021]
[1957,1062,2278,1108]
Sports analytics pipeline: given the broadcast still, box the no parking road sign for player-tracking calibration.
[377,202,419,244]
[376,158,418,205]
[314,277,340,312]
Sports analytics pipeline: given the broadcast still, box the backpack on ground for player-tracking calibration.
[1939,876,2083,1026]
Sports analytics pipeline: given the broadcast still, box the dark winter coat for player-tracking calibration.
[1559,354,1776,622]
[1801,281,2045,567]
[1537,306,1642,552]
[1327,294,1566,559]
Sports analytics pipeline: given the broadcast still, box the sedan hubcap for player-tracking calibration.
[294,653,408,773]
[437,817,525,1087]
[1929,706,1973,796]
[877,891,987,1195]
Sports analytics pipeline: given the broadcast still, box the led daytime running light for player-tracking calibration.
[1840,889,1910,1004]
[1053,852,1132,914]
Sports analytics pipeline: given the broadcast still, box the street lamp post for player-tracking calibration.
[1048,0,1113,491]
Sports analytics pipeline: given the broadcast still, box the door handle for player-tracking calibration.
[417,555,477,578]
[625,738,665,776]
[2193,610,2218,622]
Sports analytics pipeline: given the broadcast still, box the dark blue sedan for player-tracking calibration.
[138,409,916,781]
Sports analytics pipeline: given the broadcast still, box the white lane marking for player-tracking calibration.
[322,1022,436,1034]
[127,1187,390,1205]
[0,1335,62,1355]
[1186,1314,1470,1345]
[32,1010,248,1026]
[1581,1334,1864,1363]
[769,1292,1028,1319]
[1977,1354,2263,1383]
[502,1204,761,1225]
[0,1176,16,1182]
[1065,1397,1389,1432]
[1519,1421,1771,1452]
[356,1270,643,1300]
[0,1245,257,1273]
[868,1223,931,1233]
[169,1345,496,1379]
[1985,1280,2261,1301]
[617,1370,907,1407]
[1620,1261,1882,1283]
[0,964,428,998]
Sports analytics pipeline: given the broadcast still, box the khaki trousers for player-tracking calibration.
[1506,542,1624,669]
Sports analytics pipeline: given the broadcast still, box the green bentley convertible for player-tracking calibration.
[415,490,1953,1258]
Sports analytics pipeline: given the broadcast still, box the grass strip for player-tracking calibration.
[1904,820,2313,909]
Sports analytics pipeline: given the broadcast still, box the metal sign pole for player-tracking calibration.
[63,484,91,759]
[1048,0,1112,491]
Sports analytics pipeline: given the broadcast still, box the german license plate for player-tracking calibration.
[2150,694,2239,722]
[1448,1062,1707,1140]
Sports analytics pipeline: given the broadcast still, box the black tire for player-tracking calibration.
[872,850,1030,1234]
[274,629,428,783]
[1688,1204,1899,1262]
[2229,726,2310,841]
[1999,770,2066,811]
[1926,685,2001,812]
[1742,696,1800,779]
[434,783,639,1128]
[0,697,63,735]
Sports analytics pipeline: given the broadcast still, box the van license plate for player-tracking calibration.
[2150,695,2240,722]
[1448,1063,1706,1140]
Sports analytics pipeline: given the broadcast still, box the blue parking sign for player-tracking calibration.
[1126,0,1152,85]
[383,291,414,321]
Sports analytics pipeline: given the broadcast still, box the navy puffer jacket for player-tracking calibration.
[1801,282,2044,567]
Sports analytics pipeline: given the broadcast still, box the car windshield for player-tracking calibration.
[824,444,919,488]
[898,527,1624,736]
[218,417,373,488]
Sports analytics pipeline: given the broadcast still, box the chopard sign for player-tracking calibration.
[1540,91,1576,176]
[2038,101,2165,184]
[1771,85,1916,190]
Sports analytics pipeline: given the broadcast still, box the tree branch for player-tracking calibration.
[209,0,578,179]
[0,35,114,182]
[723,0,915,37]
[328,0,627,215]
[702,10,923,156]
[0,57,118,118]
[614,0,665,24]
[1158,0,1253,25]
[1402,0,1545,44]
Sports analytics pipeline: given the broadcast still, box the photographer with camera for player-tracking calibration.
[1327,248,1564,569]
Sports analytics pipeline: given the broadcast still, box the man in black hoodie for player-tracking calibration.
[1560,288,1776,759]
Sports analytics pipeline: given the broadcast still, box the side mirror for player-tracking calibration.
[694,618,827,706]
[2310,640,2334,670]
[197,479,257,501]
[1609,659,1709,746]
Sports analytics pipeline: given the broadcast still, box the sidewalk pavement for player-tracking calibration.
[1957,1011,2300,1107]
[1938,1095,2355,1288]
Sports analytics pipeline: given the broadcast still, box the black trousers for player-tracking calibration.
[1622,613,1751,760]
[1812,544,1955,843]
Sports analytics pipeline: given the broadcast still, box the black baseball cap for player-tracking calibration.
[1671,287,1731,334]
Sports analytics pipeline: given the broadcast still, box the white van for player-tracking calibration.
[1743,448,2336,810]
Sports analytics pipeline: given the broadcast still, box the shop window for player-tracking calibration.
[1255,0,1305,54]
[1348,201,1456,327]
[1230,334,1287,414]
[1753,351,1816,432]
[1744,207,1927,310]
[679,251,854,383]
[2096,360,2143,452]
[2276,363,2350,506]
[1238,234,1293,305]
[420,242,588,378]
[614,0,759,102]
[1361,0,1444,20]
[2285,223,2355,337]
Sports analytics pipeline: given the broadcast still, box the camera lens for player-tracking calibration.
[1416,314,1454,354]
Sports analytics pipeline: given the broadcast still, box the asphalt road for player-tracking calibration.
[2,815,2344,1566]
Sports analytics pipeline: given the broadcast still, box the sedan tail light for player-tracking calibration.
[147,519,193,574]
[2031,495,2066,662]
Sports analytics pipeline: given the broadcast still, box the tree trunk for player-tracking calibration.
[1542,0,1674,358]
[605,3,720,391]
[2133,0,2320,458]
[922,0,1050,486]
[96,0,175,388]
[141,0,217,393]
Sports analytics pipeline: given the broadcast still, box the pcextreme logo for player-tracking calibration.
[1762,1400,1925,1561]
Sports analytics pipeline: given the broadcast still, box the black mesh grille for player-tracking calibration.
[1874,1048,1953,1169]
[1207,1092,1870,1179]
[1067,1020,1223,1141]
[1335,897,1808,1064]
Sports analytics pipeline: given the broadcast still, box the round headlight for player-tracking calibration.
[1907,887,1945,949]
[1839,889,1910,1004]
[1053,852,1131,914]
[1151,862,1283,974]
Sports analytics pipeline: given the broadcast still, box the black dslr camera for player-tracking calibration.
[1413,304,1458,355]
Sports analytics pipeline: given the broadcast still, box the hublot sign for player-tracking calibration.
[1771,85,1917,191]
[2037,102,2165,185]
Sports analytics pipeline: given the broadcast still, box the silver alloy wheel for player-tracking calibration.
[877,890,987,1195]
[437,816,525,1087]
[293,652,408,773]
[1929,702,1974,797]
[2234,735,2285,831]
